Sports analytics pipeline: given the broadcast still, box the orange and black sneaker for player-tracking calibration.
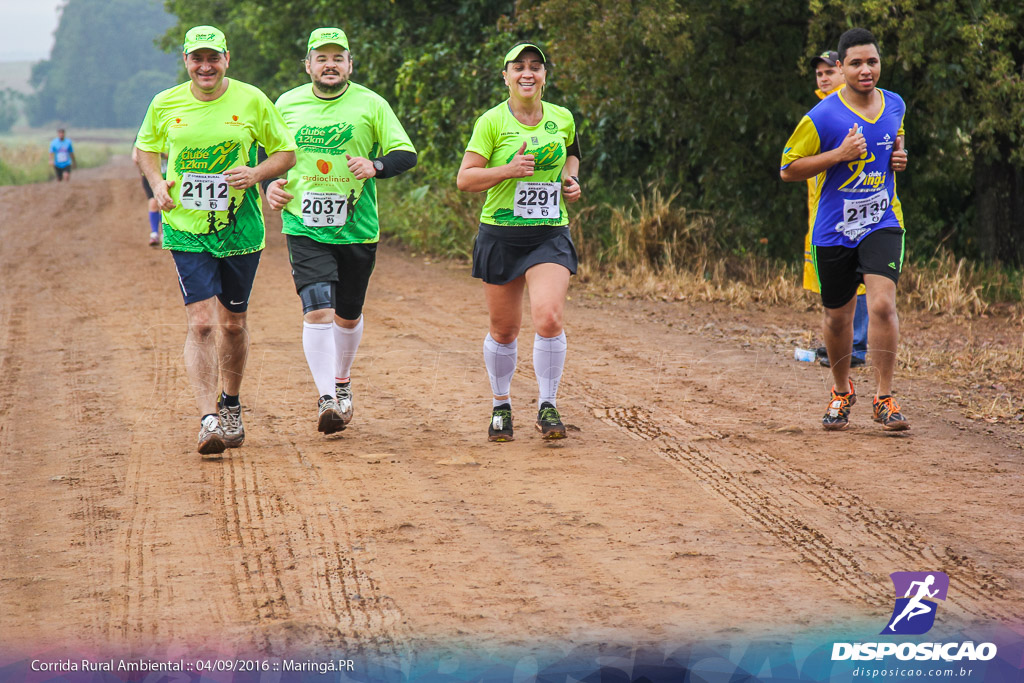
[873,395,909,431]
[822,380,857,431]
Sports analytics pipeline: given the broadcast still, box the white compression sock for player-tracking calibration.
[303,321,337,398]
[534,331,567,408]
[483,333,517,407]
[333,316,363,383]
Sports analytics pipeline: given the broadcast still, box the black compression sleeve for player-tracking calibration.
[374,150,417,179]
[566,136,581,161]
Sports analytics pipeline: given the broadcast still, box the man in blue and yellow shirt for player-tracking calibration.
[803,50,868,369]
[781,28,909,432]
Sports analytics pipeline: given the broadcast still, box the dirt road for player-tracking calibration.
[1,159,1021,659]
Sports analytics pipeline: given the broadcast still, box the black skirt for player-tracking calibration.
[471,223,578,285]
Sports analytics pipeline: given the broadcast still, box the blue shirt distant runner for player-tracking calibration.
[49,129,76,181]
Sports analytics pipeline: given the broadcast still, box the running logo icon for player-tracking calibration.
[881,571,949,635]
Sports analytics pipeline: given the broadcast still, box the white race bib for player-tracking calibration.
[841,188,889,239]
[301,191,348,228]
[180,172,229,211]
[55,150,70,164]
[514,181,560,219]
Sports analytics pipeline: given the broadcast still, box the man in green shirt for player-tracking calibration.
[266,27,416,435]
[136,25,296,456]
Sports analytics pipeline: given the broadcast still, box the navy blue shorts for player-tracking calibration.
[170,250,262,312]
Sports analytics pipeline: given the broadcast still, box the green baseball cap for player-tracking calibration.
[308,27,349,52]
[183,25,227,54]
[503,42,546,68]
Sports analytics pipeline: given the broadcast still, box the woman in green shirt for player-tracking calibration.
[457,42,582,443]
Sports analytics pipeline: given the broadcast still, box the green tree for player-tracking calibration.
[0,89,23,133]
[113,70,176,127]
[29,0,177,128]
[154,0,1024,265]
[518,0,814,255]
[160,0,516,167]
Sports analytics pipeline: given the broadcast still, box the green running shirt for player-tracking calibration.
[136,79,295,256]
[466,100,576,227]
[275,82,416,244]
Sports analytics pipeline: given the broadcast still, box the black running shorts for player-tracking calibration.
[471,223,578,285]
[286,234,377,320]
[812,226,905,309]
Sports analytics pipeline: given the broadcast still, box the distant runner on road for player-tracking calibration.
[135,25,296,456]
[49,128,76,182]
[131,143,168,246]
[781,27,910,432]
[457,42,582,442]
[266,27,417,435]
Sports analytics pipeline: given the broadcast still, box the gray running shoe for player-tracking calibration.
[197,415,227,457]
[335,381,354,426]
[218,402,245,448]
[318,395,347,434]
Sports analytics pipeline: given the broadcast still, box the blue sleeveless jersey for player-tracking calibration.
[781,88,906,247]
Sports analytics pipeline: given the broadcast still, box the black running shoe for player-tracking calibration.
[822,380,857,431]
[536,401,567,439]
[873,395,909,431]
[488,403,514,442]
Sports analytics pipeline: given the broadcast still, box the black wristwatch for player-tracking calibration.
[570,175,580,186]
[372,158,385,176]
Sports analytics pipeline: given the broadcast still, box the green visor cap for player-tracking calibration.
[308,27,349,52]
[503,43,546,67]
[183,25,227,54]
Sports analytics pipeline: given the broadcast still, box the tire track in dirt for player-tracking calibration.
[194,421,407,651]
[214,416,410,653]
[582,386,1016,624]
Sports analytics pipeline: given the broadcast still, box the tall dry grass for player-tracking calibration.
[901,254,1024,317]
[570,183,1022,316]
[381,175,1022,318]
[571,185,807,307]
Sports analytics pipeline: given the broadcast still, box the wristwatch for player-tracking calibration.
[372,159,385,176]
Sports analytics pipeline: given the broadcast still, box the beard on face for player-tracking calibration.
[314,70,347,95]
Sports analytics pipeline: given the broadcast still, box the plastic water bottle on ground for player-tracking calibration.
[794,347,816,362]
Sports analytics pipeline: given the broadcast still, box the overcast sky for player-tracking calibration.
[0,0,63,62]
